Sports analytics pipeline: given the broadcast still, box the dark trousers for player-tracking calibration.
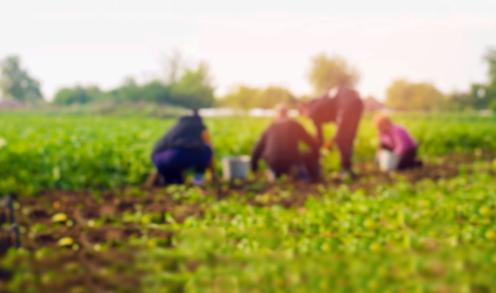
[336,102,364,171]
[152,145,212,184]
[268,152,320,180]
[397,147,422,170]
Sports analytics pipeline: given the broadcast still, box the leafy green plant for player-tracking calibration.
[2,113,496,195]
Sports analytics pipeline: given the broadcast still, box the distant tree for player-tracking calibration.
[468,84,493,110]
[444,91,474,111]
[385,80,444,111]
[139,81,172,104]
[107,77,142,102]
[485,48,496,87]
[53,85,102,105]
[222,85,261,109]
[170,62,215,108]
[298,94,311,102]
[221,85,296,109]
[0,56,43,103]
[308,54,359,94]
[482,48,496,108]
[51,53,215,109]
[441,48,496,111]
[258,86,296,109]
[100,78,171,104]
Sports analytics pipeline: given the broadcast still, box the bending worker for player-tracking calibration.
[251,104,320,181]
[299,86,363,179]
[373,114,422,170]
[151,109,215,185]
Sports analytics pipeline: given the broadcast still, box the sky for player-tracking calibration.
[1,0,495,101]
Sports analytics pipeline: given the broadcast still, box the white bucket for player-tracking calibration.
[378,150,400,171]
[221,156,251,180]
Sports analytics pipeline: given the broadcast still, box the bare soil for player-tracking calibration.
[1,150,494,293]
[13,149,496,251]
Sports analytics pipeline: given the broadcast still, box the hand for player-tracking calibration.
[322,140,334,151]
[253,170,266,179]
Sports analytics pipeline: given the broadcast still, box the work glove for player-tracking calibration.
[322,140,334,151]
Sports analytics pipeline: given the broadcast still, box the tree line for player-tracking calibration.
[53,59,215,108]
[385,49,496,112]
[0,55,215,109]
[1,49,496,111]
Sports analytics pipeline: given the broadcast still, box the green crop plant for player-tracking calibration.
[2,113,496,195]
[133,165,496,292]
[2,157,496,292]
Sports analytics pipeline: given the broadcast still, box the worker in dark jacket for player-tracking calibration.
[251,104,320,181]
[151,109,215,185]
[299,87,363,178]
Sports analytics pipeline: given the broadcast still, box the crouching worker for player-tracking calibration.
[373,114,422,170]
[251,104,320,181]
[151,109,215,185]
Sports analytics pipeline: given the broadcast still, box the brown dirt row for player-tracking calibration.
[12,149,496,251]
[1,150,495,293]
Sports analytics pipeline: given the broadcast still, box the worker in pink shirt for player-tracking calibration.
[373,114,422,170]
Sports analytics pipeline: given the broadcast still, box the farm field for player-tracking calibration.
[2,113,496,292]
[1,113,496,195]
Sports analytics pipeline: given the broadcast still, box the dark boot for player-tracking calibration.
[0,196,20,253]
[0,224,20,254]
[144,171,165,187]
[301,152,321,181]
[0,268,13,282]
[0,195,15,225]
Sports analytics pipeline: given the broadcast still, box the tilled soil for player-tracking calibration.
[208,149,495,208]
[16,190,191,251]
[1,150,495,293]
[11,149,496,252]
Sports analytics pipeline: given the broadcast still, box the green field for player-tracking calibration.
[2,113,496,195]
[2,113,496,292]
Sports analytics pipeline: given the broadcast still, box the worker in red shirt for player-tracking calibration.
[251,104,320,181]
[299,86,363,179]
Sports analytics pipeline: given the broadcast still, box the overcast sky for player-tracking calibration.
[1,0,495,101]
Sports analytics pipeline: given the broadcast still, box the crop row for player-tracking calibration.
[2,113,496,195]
[2,158,496,292]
